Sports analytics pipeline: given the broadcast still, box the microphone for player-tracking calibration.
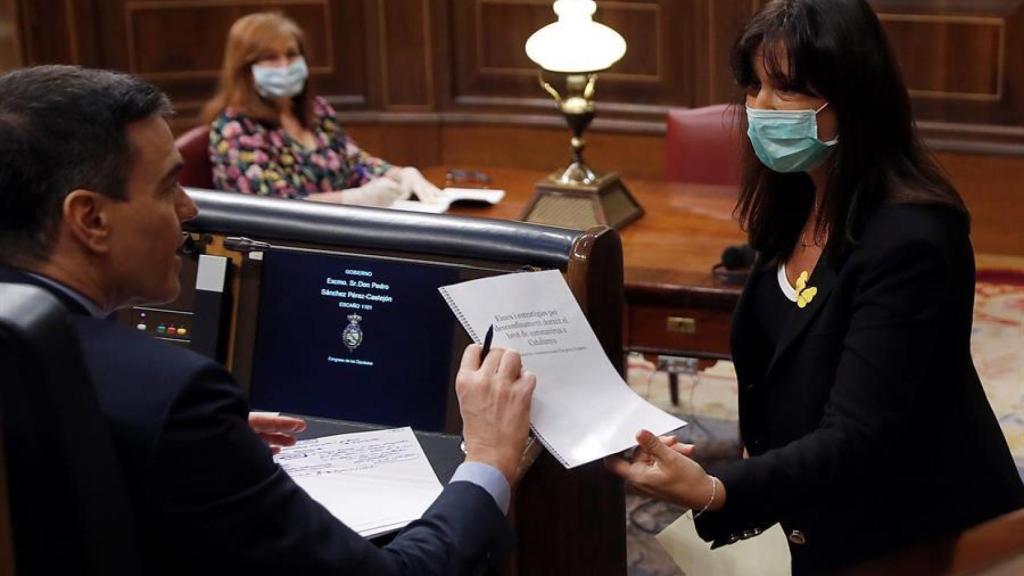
[178,232,212,256]
[721,244,755,270]
[712,244,754,285]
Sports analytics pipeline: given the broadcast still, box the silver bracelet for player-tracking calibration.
[692,476,718,519]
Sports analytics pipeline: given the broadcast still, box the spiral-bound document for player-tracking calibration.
[439,269,685,469]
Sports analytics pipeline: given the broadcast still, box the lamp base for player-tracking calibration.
[520,171,644,230]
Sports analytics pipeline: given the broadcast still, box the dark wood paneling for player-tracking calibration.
[474,1,548,71]
[377,0,434,109]
[870,0,1024,152]
[13,0,1024,150]
[0,0,21,71]
[329,0,372,109]
[577,2,662,79]
[343,122,442,167]
[883,16,1002,99]
[125,3,333,80]
[448,0,714,118]
[91,1,370,119]
[704,0,762,103]
[451,0,554,102]
[15,0,97,66]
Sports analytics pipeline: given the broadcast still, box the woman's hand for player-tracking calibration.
[605,429,725,512]
[391,166,443,203]
[338,178,408,207]
[307,179,408,207]
[249,412,307,454]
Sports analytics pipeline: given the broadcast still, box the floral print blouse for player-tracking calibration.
[208,97,390,198]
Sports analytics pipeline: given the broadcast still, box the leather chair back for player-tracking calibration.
[664,104,744,185]
[184,187,581,268]
[176,125,214,189]
[0,283,140,575]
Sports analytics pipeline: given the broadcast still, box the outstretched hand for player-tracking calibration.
[605,429,724,512]
[249,412,307,454]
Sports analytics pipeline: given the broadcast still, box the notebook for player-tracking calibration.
[392,187,505,214]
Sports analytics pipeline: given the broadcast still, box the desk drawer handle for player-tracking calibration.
[666,316,697,334]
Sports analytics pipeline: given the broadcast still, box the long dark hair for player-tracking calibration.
[732,0,967,264]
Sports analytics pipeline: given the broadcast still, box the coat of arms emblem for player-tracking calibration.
[342,313,364,351]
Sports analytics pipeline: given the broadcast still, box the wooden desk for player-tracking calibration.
[427,167,747,358]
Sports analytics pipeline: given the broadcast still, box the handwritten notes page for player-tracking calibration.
[275,427,443,537]
[439,269,685,468]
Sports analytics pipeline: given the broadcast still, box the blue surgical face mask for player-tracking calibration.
[251,56,309,99]
[746,102,838,173]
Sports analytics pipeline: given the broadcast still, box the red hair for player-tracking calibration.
[201,12,314,127]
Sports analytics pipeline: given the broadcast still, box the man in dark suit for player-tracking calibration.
[0,65,536,574]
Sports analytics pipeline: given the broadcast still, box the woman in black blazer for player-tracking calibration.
[608,0,1024,573]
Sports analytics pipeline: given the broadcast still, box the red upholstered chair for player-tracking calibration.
[664,104,744,185]
[175,125,214,189]
[660,105,745,406]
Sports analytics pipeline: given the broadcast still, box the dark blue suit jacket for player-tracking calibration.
[694,204,1024,574]
[0,266,513,575]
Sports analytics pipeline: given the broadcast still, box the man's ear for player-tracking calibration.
[63,189,114,254]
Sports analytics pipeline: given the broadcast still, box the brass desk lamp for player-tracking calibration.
[520,0,644,230]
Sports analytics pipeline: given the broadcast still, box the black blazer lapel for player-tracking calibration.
[765,258,838,379]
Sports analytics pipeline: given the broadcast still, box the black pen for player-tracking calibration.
[462,324,495,457]
[481,324,494,359]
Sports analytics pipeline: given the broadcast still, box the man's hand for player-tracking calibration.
[456,344,536,485]
[249,412,307,454]
[605,430,724,512]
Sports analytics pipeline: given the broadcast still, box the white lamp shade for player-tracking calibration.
[525,0,627,73]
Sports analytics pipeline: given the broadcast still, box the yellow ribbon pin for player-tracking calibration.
[795,270,817,309]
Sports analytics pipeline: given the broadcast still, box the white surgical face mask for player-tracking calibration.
[251,56,308,99]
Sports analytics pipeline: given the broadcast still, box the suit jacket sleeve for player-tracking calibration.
[149,363,513,574]
[696,236,951,544]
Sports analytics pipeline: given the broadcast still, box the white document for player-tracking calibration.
[656,513,792,576]
[274,427,443,538]
[439,269,685,468]
[392,187,505,214]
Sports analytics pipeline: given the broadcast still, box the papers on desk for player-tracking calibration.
[274,427,442,538]
[439,269,685,468]
[392,187,505,214]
